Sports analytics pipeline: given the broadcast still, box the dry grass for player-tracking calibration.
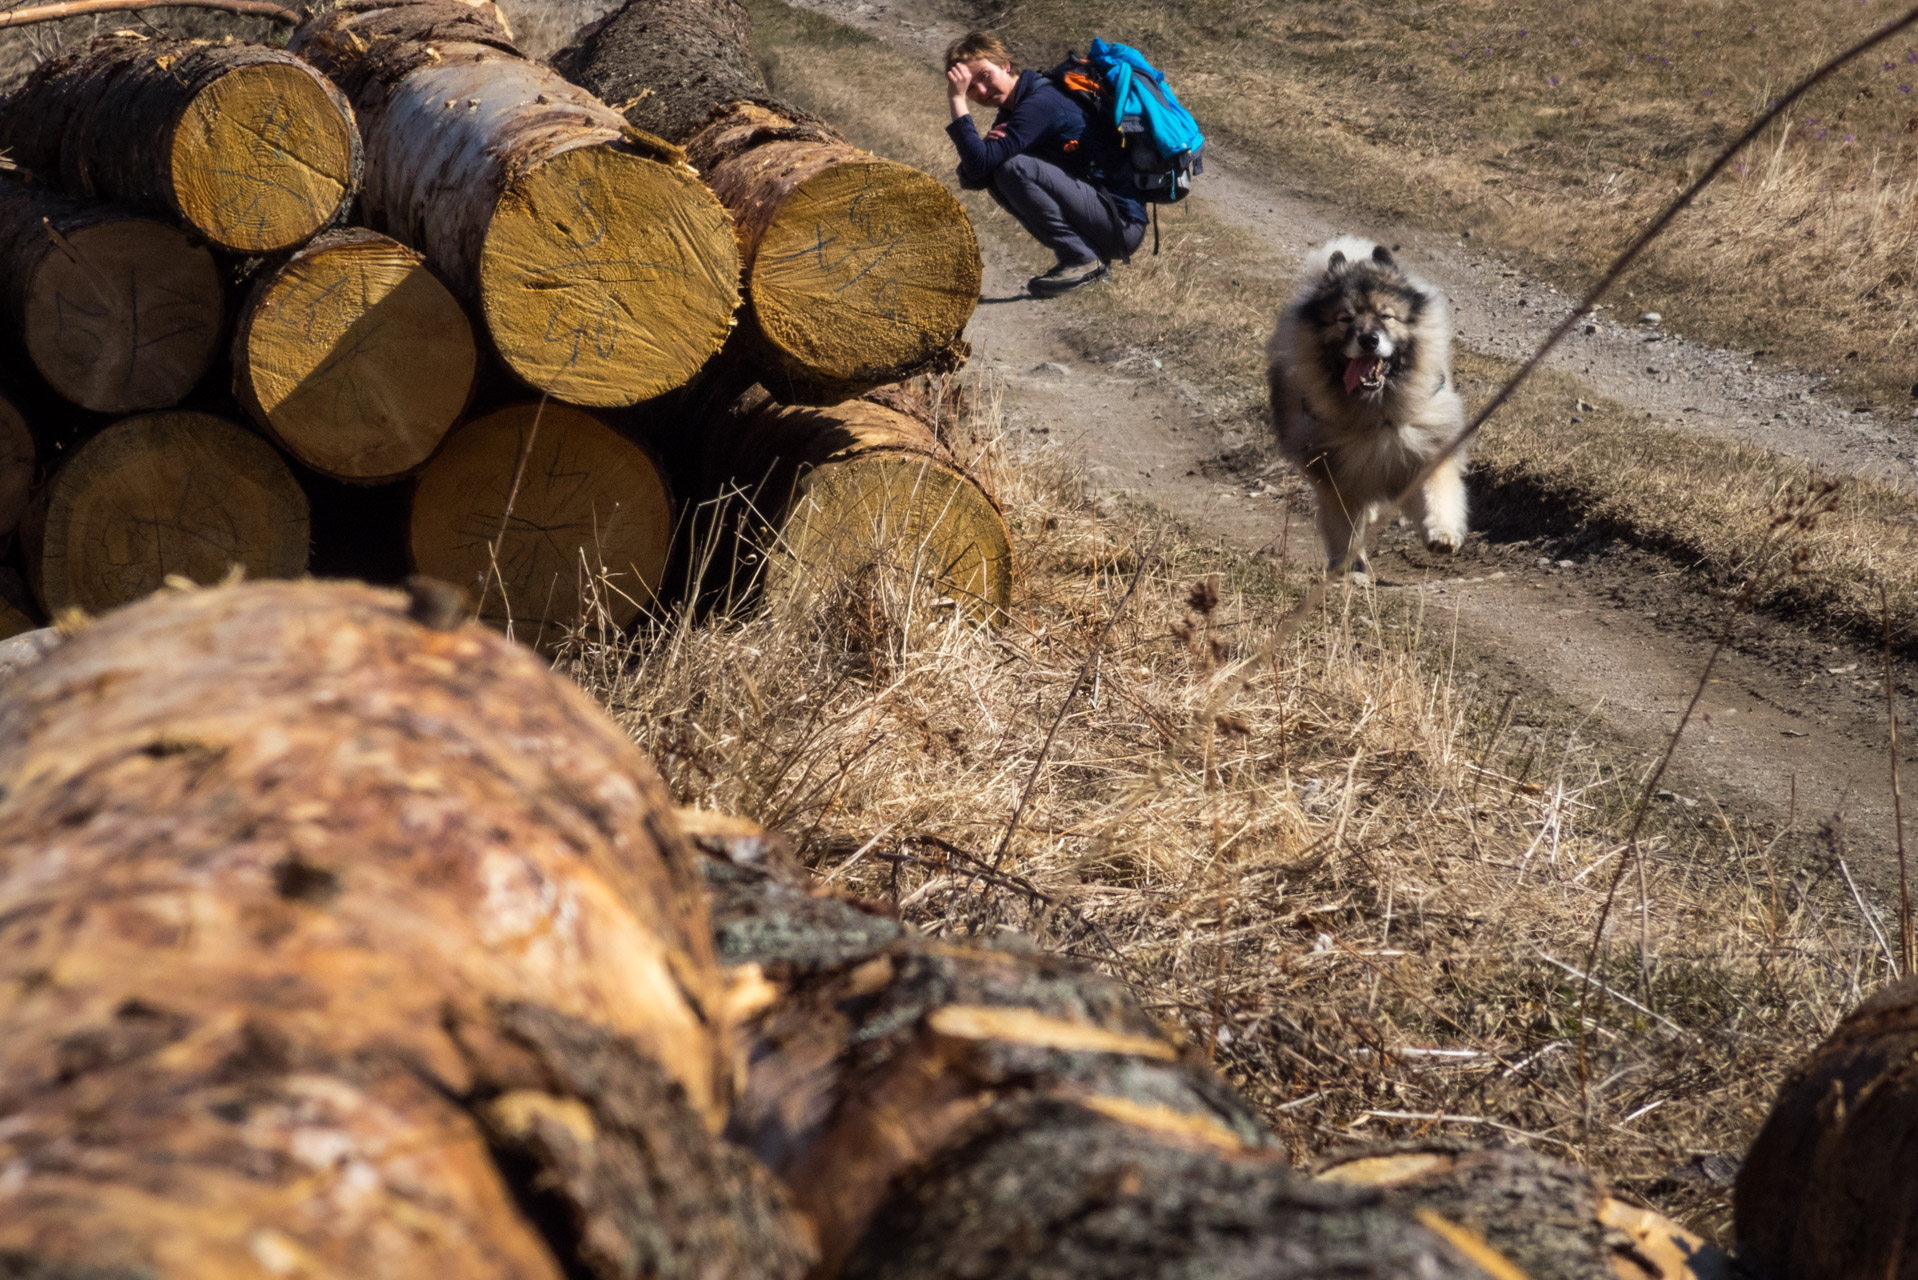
[985,0,1918,407]
[562,368,1879,1242]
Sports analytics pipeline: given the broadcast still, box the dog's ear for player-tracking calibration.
[1371,244,1396,267]
[1325,250,1347,274]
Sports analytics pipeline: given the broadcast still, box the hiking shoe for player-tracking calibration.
[1028,260,1110,297]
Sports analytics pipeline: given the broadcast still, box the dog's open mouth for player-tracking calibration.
[1343,356,1387,395]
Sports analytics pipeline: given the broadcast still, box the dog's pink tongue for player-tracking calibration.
[1343,356,1382,395]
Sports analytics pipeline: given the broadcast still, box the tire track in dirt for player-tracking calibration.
[784,0,1918,902]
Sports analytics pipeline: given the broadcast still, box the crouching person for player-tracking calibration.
[944,31,1146,298]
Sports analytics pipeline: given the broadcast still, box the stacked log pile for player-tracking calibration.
[557,0,983,405]
[0,0,1000,643]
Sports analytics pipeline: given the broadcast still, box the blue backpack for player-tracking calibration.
[1047,39,1205,209]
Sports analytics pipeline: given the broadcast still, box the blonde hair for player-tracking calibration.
[945,31,1017,72]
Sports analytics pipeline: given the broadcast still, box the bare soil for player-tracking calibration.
[780,0,1918,908]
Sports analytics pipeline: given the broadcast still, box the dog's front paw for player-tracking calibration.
[1424,528,1465,554]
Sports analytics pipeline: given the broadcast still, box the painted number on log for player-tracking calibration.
[211,94,317,241]
[539,178,622,369]
[761,179,909,326]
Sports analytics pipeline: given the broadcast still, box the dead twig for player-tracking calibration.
[0,0,299,28]
[988,555,1150,872]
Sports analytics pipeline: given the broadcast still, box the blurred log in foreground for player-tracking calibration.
[1737,974,1918,1278]
[556,0,981,404]
[0,34,360,254]
[1319,1145,1729,1280]
[234,228,478,483]
[707,391,1013,622]
[410,402,674,643]
[292,0,740,407]
[0,179,224,414]
[22,410,309,616]
[680,814,1513,1280]
[0,580,811,1279]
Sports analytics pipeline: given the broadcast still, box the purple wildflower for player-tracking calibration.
[1549,75,1559,86]
[1902,84,1913,92]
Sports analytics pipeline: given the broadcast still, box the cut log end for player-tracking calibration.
[749,157,981,395]
[410,403,674,641]
[27,411,310,616]
[767,450,1013,621]
[478,145,739,406]
[23,217,223,414]
[237,230,477,482]
[170,60,358,253]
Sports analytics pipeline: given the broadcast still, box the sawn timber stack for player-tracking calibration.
[0,580,812,1279]
[556,0,982,404]
[291,0,740,407]
[0,34,360,254]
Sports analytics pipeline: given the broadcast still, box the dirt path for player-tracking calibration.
[787,0,1918,902]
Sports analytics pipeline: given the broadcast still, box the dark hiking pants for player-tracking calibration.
[987,153,1146,266]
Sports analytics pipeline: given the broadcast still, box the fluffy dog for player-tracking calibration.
[1267,236,1467,577]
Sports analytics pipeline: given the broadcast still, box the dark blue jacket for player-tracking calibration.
[946,69,1146,226]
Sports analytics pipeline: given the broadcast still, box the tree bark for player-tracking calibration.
[555,0,981,404]
[21,410,309,617]
[291,1,741,408]
[0,178,224,415]
[704,390,1013,621]
[0,580,812,1279]
[1736,974,1918,1278]
[409,402,675,643]
[233,227,478,484]
[0,34,360,254]
[1319,1145,1728,1280]
[682,816,1507,1280]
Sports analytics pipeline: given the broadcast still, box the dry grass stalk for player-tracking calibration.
[558,369,1880,1242]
